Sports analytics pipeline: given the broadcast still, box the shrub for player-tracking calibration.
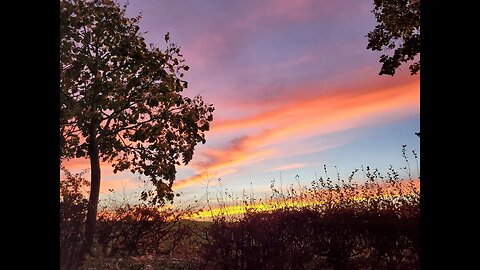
[202,166,420,269]
[95,203,191,258]
[60,168,89,270]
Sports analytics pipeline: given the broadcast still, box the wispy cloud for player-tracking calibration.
[173,139,275,189]
[63,78,419,192]
[213,80,419,139]
[61,158,141,195]
[174,79,419,190]
[64,1,420,201]
[268,163,307,172]
[99,178,143,195]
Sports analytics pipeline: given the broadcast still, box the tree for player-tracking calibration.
[366,0,420,76]
[60,0,214,253]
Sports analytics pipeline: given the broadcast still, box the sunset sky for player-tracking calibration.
[63,0,420,205]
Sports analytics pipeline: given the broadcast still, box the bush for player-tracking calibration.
[95,203,191,258]
[60,168,89,270]
[202,166,420,269]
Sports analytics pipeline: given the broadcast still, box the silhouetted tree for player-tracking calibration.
[366,0,420,76]
[60,0,214,254]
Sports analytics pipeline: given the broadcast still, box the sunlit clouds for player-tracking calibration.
[175,79,419,190]
[61,158,143,195]
[64,0,420,203]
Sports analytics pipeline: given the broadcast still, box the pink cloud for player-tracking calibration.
[174,78,419,190]
[268,163,307,172]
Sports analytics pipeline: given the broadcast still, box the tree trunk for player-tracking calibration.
[84,130,101,254]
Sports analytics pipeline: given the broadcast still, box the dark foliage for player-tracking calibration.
[95,204,190,257]
[366,0,420,76]
[60,168,89,270]
[204,206,419,269]
[60,0,214,254]
[60,167,194,270]
[202,173,420,269]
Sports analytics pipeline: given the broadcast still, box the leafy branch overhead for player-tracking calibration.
[366,0,420,76]
[60,0,214,206]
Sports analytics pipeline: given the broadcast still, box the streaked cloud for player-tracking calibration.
[174,79,419,190]
[63,1,420,203]
[268,163,307,172]
[173,145,275,189]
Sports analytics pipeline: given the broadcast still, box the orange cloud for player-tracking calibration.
[213,80,418,134]
[61,158,121,178]
[99,178,142,195]
[173,146,275,189]
[61,158,91,170]
[61,158,141,199]
[61,75,419,196]
[174,79,419,190]
[245,83,418,148]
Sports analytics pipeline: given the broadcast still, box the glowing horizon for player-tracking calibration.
[190,178,420,220]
